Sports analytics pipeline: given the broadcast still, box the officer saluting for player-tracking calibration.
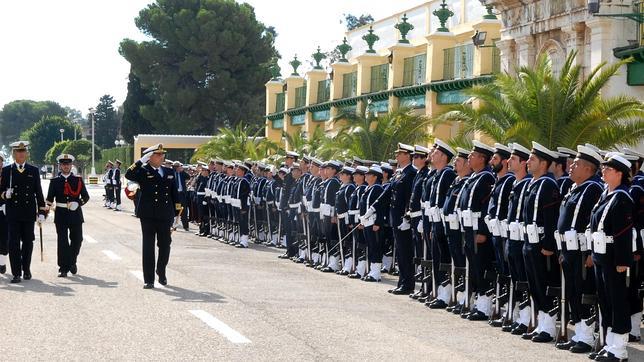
[125,144,181,289]
[46,154,90,277]
[0,141,47,283]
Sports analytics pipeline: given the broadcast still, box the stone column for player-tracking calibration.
[494,38,515,74]
[264,80,284,144]
[515,35,535,68]
[561,22,585,67]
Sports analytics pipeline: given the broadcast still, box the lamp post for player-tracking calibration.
[59,128,64,142]
[88,107,96,177]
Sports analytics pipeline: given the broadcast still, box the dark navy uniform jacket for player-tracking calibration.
[457,166,495,236]
[429,166,456,223]
[360,183,385,227]
[125,161,180,221]
[443,174,470,218]
[521,173,561,252]
[409,167,430,219]
[557,173,574,197]
[590,185,634,267]
[389,163,417,229]
[0,163,46,222]
[335,182,355,220]
[46,174,90,224]
[556,176,603,253]
[487,172,515,222]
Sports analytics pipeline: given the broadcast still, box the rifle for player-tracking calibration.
[336,217,345,270]
[556,266,568,344]
[39,222,44,262]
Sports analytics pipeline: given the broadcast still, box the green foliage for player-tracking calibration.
[0,100,67,146]
[342,13,374,31]
[119,0,279,134]
[21,116,82,165]
[45,140,71,164]
[191,123,279,162]
[332,107,432,161]
[121,72,155,143]
[93,95,119,148]
[436,52,644,149]
[45,139,95,175]
[100,146,133,170]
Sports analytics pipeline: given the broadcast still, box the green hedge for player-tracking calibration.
[99,146,133,170]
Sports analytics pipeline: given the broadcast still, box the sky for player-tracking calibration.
[0,0,423,118]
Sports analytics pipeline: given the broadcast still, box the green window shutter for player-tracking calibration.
[317,79,330,103]
[414,54,426,85]
[370,64,388,92]
[342,72,357,98]
[403,57,413,86]
[275,93,285,112]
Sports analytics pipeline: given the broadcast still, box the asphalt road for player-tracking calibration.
[1,182,642,361]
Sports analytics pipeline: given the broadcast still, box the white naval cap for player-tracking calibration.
[576,145,603,167]
[413,145,430,157]
[511,143,531,160]
[471,140,495,157]
[434,139,456,159]
[602,153,631,175]
[56,153,75,163]
[367,165,383,175]
[557,147,577,158]
[531,141,558,162]
[395,143,414,154]
[494,143,512,158]
[353,165,369,174]
[456,147,470,159]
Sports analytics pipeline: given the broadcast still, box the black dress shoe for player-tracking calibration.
[556,340,576,350]
[388,287,399,294]
[363,275,380,282]
[502,322,518,333]
[511,324,528,335]
[143,283,154,289]
[410,290,425,299]
[594,351,627,361]
[588,348,606,360]
[70,265,77,275]
[336,270,350,276]
[10,276,21,283]
[468,310,489,321]
[391,288,414,295]
[277,254,289,259]
[489,318,504,327]
[0,265,6,274]
[23,271,31,280]
[57,272,68,278]
[158,276,167,286]
[294,258,304,263]
[390,270,399,276]
[347,273,362,279]
[235,244,248,248]
[320,267,335,273]
[521,330,538,339]
[427,299,448,309]
[531,331,553,343]
[570,341,592,353]
[628,334,641,342]
[451,304,463,314]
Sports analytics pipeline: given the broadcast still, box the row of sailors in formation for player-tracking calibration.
[175,141,642,362]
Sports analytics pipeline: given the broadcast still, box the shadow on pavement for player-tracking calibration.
[65,274,119,288]
[0,278,74,297]
[155,284,226,304]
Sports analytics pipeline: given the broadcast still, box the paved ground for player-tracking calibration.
[1,181,642,361]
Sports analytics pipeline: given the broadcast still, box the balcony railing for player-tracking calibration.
[443,44,474,80]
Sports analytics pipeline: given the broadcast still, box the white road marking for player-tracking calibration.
[85,235,99,244]
[189,310,251,344]
[101,250,122,261]
[129,270,164,288]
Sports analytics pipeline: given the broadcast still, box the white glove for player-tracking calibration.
[140,152,152,164]
[68,201,80,211]
[398,218,411,231]
[37,214,45,224]
[417,222,423,233]
[364,206,376,219]
[0,204,5,215]
[202,201,207,205]
[4,188,13,199]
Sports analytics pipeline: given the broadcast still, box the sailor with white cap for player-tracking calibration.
[0,141,47,283]
[502,143,533,335]
[485,143,516,325]
[0,153,6,275]
[520,141,562,342]
[458,140,497,321]
[587,153,635,361]
[408,144,432,301]
[387,143,418,295]
[346,166,368,279]
[104,160,114,208]
[125,143,181,289]
[553,145,604,353]
[359,165,386,282]
[112,159,123,211]
[553,149,574,197]
[443,147,472,314]
[424,139,457,309]
[46,154,90,277]
[330,165,355,274]
[378,162,396,274]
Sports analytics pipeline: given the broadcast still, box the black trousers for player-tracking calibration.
[594,260,630,334]
[431,222,450,285]
[239,209,249,236]
[0,214,7,257]
[383,226,394,258]
[105,185,114,203]
[491,235,509,276]
[506,239,528,303]
[523,243,559,313]
[140,218,172,284]
[178,191,189,229]
[446,228,466,268]
[114,186,122,205]
[323,216,338,257]
[463,227,494,295]
[365,226,382,263]
[8,220,35,277]
[628,257,643,316]
[56,223,83,273]
[561,250,595,323]
[394,228,414,290]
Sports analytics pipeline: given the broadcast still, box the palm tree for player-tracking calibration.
[191,123,279,162]
[282,126,342,160]
[333,107,433,161]
[436,52,644,150]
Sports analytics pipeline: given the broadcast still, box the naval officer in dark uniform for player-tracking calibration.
[125,144,181,289]
[46,154,90,277]
[0,141,47,283]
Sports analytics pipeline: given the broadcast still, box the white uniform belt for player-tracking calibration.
[197,192,206,195]
[348,210,360,215]
[56,202,74,209]
[289,202,301,208]
[337,212,348,219]
[311,208,320,212]
[409,211,422,218]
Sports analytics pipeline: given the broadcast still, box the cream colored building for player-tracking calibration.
[265,0,503,147]
[133,134,213,161]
